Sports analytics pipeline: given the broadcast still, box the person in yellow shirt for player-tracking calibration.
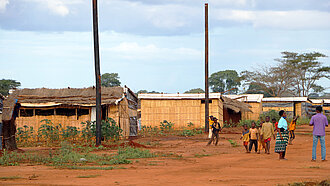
[208,116,214,139]
[248,122,259,153]
[240,124,250,153]
[288,116,299,145]
[260,116,275,154]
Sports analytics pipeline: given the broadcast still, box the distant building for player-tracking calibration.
[310,99,330,116]
[262,97,312,117]
[224,94,264,120]
[138,93,224,128]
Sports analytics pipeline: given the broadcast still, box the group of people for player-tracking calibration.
[206,106,328,161]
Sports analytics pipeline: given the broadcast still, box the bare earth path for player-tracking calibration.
[0,125,329,186]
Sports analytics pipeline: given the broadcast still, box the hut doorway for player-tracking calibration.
[101,105,107,120]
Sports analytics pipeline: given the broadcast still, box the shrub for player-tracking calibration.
[238,119,259,128]
[296,117,311,125]
[160,120,174,132]
[259,110,280,122]
[81,118,122,141]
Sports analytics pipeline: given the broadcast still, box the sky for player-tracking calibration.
[0,0,329,93]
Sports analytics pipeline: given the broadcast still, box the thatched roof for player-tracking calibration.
[2,87,125,121]
[222,96,252,113]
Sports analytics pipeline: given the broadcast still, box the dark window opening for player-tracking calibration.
[102,106,107,120]
[201,100,213,104]
[35,109,54,116]
[20,109,34,117]
[56,108,76,116]
[77,109,89,116]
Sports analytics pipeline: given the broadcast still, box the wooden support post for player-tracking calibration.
[204,3,209,133]
[92,0,102,146]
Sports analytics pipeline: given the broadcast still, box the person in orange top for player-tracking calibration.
[288,116,299,145]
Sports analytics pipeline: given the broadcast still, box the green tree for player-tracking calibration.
[209,70,241,94]
[101,73,121,87]
[184,88,205,93]
[136,90,160,94]
[240,65,295,97]
[137,90,148,94]
[0,79,21,96]
[244,83,272,97]
[277,52,329,96]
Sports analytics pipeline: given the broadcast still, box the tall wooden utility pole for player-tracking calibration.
[204,3,209,133]
[92,0,102,146]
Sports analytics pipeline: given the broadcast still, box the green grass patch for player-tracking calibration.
[194,154,210,158]
[0,176,22,180]
[61,166,126,170]
[0,143,156,168]
[281,179,330,186]
[307,166,320,169]
[77,174,101,178]
[228,139,239,147]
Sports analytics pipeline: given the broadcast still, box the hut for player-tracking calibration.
[138,93,224,128]
[224,94,263,120]
[262,97,312,117]
[2,86,138,138]
[309,99,330,116]
[2,92,21,150]
[222,96,252,124]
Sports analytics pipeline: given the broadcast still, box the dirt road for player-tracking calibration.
[0,125,329,185]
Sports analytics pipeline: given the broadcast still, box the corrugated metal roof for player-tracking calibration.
[224,94,264,103]
[310,99,330,104]
[138,93,222,99]
[262,97,308,102]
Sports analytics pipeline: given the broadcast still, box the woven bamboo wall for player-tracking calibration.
[262,102,304,116]
[119,98,130,138]
[263,106,294,112]
[295,102,302,116]
[16,108,90,130]
[140,99,223,128]
[242,102,262,120]
[107,103,130,138]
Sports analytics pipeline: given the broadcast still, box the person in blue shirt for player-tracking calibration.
[274,110,289,160]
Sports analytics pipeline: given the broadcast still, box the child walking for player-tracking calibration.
[257,122,266,154]
[240,124,250,153]
[249,122,259,153]
[288,116,299,145]
[261,116,275,154]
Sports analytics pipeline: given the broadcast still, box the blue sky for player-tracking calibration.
[0,0,329,93]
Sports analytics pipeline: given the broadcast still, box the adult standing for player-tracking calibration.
[310,106,328,162]
[275,110,289,160]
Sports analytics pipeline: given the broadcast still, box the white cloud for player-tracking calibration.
[210,0,256,7]
[105,42,201,60]
[24,0,84,16]
[214,9,330,29]
[0,0,9,13]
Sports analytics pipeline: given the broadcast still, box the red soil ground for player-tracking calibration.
[0,125,329,186]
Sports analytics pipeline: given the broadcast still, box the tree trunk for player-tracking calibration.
[2,120,18,150]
